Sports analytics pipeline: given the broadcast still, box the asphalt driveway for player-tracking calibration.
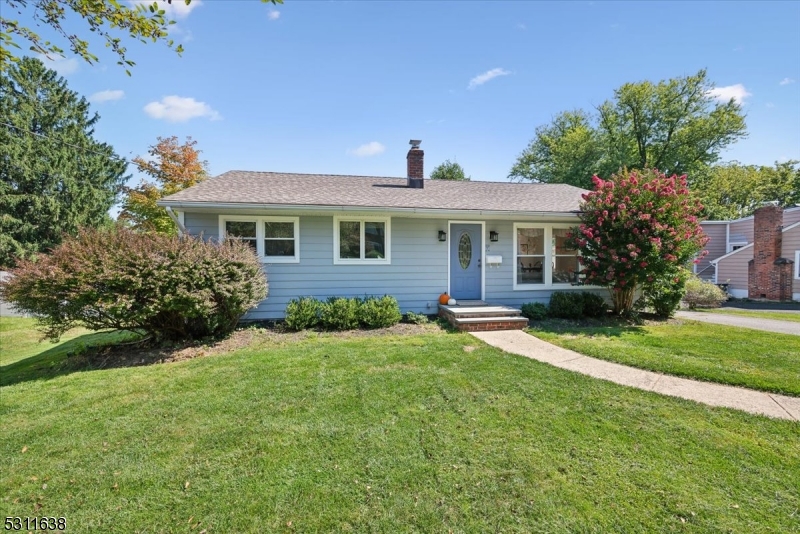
[675,310,800,336]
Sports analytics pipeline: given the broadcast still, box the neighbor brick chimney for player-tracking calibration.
[407,139,424,188]
[748,204,794,300]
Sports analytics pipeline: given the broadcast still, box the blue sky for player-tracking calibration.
[12,0,800,192]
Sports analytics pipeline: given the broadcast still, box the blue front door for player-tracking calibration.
[450,224,482,300]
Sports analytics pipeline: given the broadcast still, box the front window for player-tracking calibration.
[334,217,391,264]
[219,216,299,263]
[517,228,545,285]
[514,224,581,288]
[552,228,579,284]
[225,221,257,252]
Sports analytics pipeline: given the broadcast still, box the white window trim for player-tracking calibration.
[795,251,800,279]
[728,241,748,253]
[218,215,300,263]
[333,215,391,265]
[513,223,582,290]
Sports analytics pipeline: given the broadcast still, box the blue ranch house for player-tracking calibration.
[157,140,590,321]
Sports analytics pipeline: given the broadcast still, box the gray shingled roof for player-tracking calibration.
[159,171,588,213]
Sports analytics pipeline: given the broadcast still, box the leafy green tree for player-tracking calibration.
[430,159,470,181]
[510,70,748,188]
[0,56,127,267]
[508,110,607,186]
[692,161,800,220]
[1,0,282,73]
[567,169,708,315]
[118,136,208,234]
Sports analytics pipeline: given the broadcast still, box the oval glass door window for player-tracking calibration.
[458,233,472,269]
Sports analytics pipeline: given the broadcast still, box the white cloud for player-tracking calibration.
[516,23,526,30]
[89,89,125,103]
[468,68,511,90]
[143,96,221,122]
[268,10,280,20]
[129,0,201,19]
[706,84,751,104]
[348,141,385,157]
[779,77,795,86]
[766,102,775,108]
[36,54,79,76]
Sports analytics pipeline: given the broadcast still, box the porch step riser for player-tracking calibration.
[438,306,529,332]
[454,320,529,332]
[448,312,522,319]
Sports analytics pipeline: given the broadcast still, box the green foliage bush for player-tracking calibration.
[358,295,402,329]
[521,302,548,321]
[581,293,608,318]
[284,297,321,331]
[637,271,689,318]
[0,226,268,341]
[547,292,584,319]
[320,297,361,330]
[683,277,728,309]
[405,311,430,324]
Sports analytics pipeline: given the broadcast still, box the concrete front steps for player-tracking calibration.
[438,302,529,332]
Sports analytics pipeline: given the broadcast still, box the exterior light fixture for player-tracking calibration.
[490,231,499,242]
[438,231,447,242]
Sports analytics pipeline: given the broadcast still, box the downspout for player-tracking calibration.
[165,206,187,236]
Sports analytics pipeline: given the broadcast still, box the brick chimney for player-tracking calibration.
[748,204,794,300]
[407,139,424,188]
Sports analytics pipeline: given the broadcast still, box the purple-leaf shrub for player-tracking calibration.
[0,226,268,341]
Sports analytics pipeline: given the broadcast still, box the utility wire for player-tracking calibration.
[0,120,129,163]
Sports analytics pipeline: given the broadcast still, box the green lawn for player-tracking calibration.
[0,317,133,386]
[1,319,799,533]
[693,308,800,324]
[530,319,800,396]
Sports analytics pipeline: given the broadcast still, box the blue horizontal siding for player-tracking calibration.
[182,210,598,318]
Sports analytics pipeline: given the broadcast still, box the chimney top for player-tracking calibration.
[409,139,422,149]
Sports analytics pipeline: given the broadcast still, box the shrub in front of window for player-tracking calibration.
[581,293,608,318]
[682,276,728,309]
[567,169,708,315]
[284,297,321,331]
[320,297,361,330]
[521,302,548,321]
[0,226,268,342]
[547,292,584,319]
[358,295,402,329]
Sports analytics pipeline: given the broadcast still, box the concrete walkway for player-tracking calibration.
[471,330,800,421]
[674,310,800,336]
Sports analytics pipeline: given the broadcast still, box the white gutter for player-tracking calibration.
[165,206,187,236]
[155,200,581,219]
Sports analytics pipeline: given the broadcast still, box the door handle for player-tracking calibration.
[478,258,481,269]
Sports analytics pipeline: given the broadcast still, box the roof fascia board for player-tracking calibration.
[155,200,581,219]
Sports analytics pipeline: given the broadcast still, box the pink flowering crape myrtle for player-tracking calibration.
[566,168,709,314]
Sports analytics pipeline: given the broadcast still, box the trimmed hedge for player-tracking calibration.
[547,292,585,319]
[286,295,401,331]
[521,302,548,321]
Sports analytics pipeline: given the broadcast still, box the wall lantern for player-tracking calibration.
[438,231,447,242]
[489,231,499,242]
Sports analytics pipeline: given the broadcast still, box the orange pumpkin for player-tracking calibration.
[439,293,450,305]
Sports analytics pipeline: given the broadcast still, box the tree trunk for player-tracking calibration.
[611,285,636,315]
